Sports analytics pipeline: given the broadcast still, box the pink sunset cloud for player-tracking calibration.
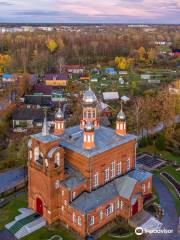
[0,0,180,23]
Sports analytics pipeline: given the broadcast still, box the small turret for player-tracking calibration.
[54,107,64,135]
[83,121,95,150]
[116,102,126,136]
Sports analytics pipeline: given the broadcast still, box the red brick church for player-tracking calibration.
[28,87,152,238]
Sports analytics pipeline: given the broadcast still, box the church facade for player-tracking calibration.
[28,87,152,238]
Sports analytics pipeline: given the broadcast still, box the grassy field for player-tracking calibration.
[0,193,27,230]
[138,145,180,163]
[0,193,75,240]
[21,224,75,240]
[158,165,180,182]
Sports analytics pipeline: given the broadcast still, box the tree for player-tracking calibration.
[57,57,65,73]
[115,56,133,70]
[147,48,157,64]
[0,54,12,72]
[132,97,144,134]
[7,140,16,162]
[17,137,28,163]
[138,47,146,62]
[31,50,48,76]
[47,39,58,53]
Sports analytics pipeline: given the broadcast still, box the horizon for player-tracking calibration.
[0,22,180,26]
[0,0,180,24]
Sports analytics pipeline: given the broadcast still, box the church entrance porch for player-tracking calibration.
[132,200,138,215]
[36,198,43,216]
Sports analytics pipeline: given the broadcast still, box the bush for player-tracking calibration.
[155,134,166,151]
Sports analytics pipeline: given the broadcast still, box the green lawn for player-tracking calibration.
[21,224,75,240]
[99,228,143,240]
[0,193,27,230]
[0,193,75,240]
[159,165,180,182]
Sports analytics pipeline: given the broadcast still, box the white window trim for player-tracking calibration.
[120,200,124,210]
[72,212,76,223]
[61,205,64,212]
[94,172,99,188]
[99,210,103,220]
[29,150,32,160]
[77,216,82,226]
[55,152,60,167]
[106,204,114,216]
[89,216,94,226]
[111,161,116,178]
[72,191,76,199]
[117,162,121,175]
[34,147,39,162]
[116,200,120,209]
[55,180,59,189]
[105,168,110,182]
[142,183,146,193]
[126,158,131,171]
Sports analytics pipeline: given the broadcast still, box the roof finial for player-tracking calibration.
[42,108,49,136]
[117,100,126,120]
[120,99,123,112]
[88,80,91,90]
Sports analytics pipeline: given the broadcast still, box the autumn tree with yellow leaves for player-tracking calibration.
[115,56,134,70]
[147,48,157,64]
[46,39,58,53]
[0,54,12,72]
[138,46,146,62]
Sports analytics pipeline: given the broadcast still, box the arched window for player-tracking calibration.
[55,180,60,189]
[72,192,76,199]
[99,210,103,220]
[77,216,82,226]
[55,152,60,168]
[29,150,32,160]
[45,159,48,168]
[34,147,39,161]
[72,212,76,223]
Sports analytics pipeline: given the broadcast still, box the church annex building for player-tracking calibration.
[28,87,152,238]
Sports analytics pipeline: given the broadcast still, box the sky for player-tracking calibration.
[0,0,180,24]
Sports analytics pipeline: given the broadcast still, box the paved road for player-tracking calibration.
[0,229,17,240]
[0,167,27,194]
[146,176,180,240]
[139,115,180,138]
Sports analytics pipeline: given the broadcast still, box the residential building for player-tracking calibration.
[103,92,119,101]
[45,74,68,87]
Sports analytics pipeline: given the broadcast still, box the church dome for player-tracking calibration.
[117,109,126,120]
[55,108,64,120]
[83,87,97,105]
